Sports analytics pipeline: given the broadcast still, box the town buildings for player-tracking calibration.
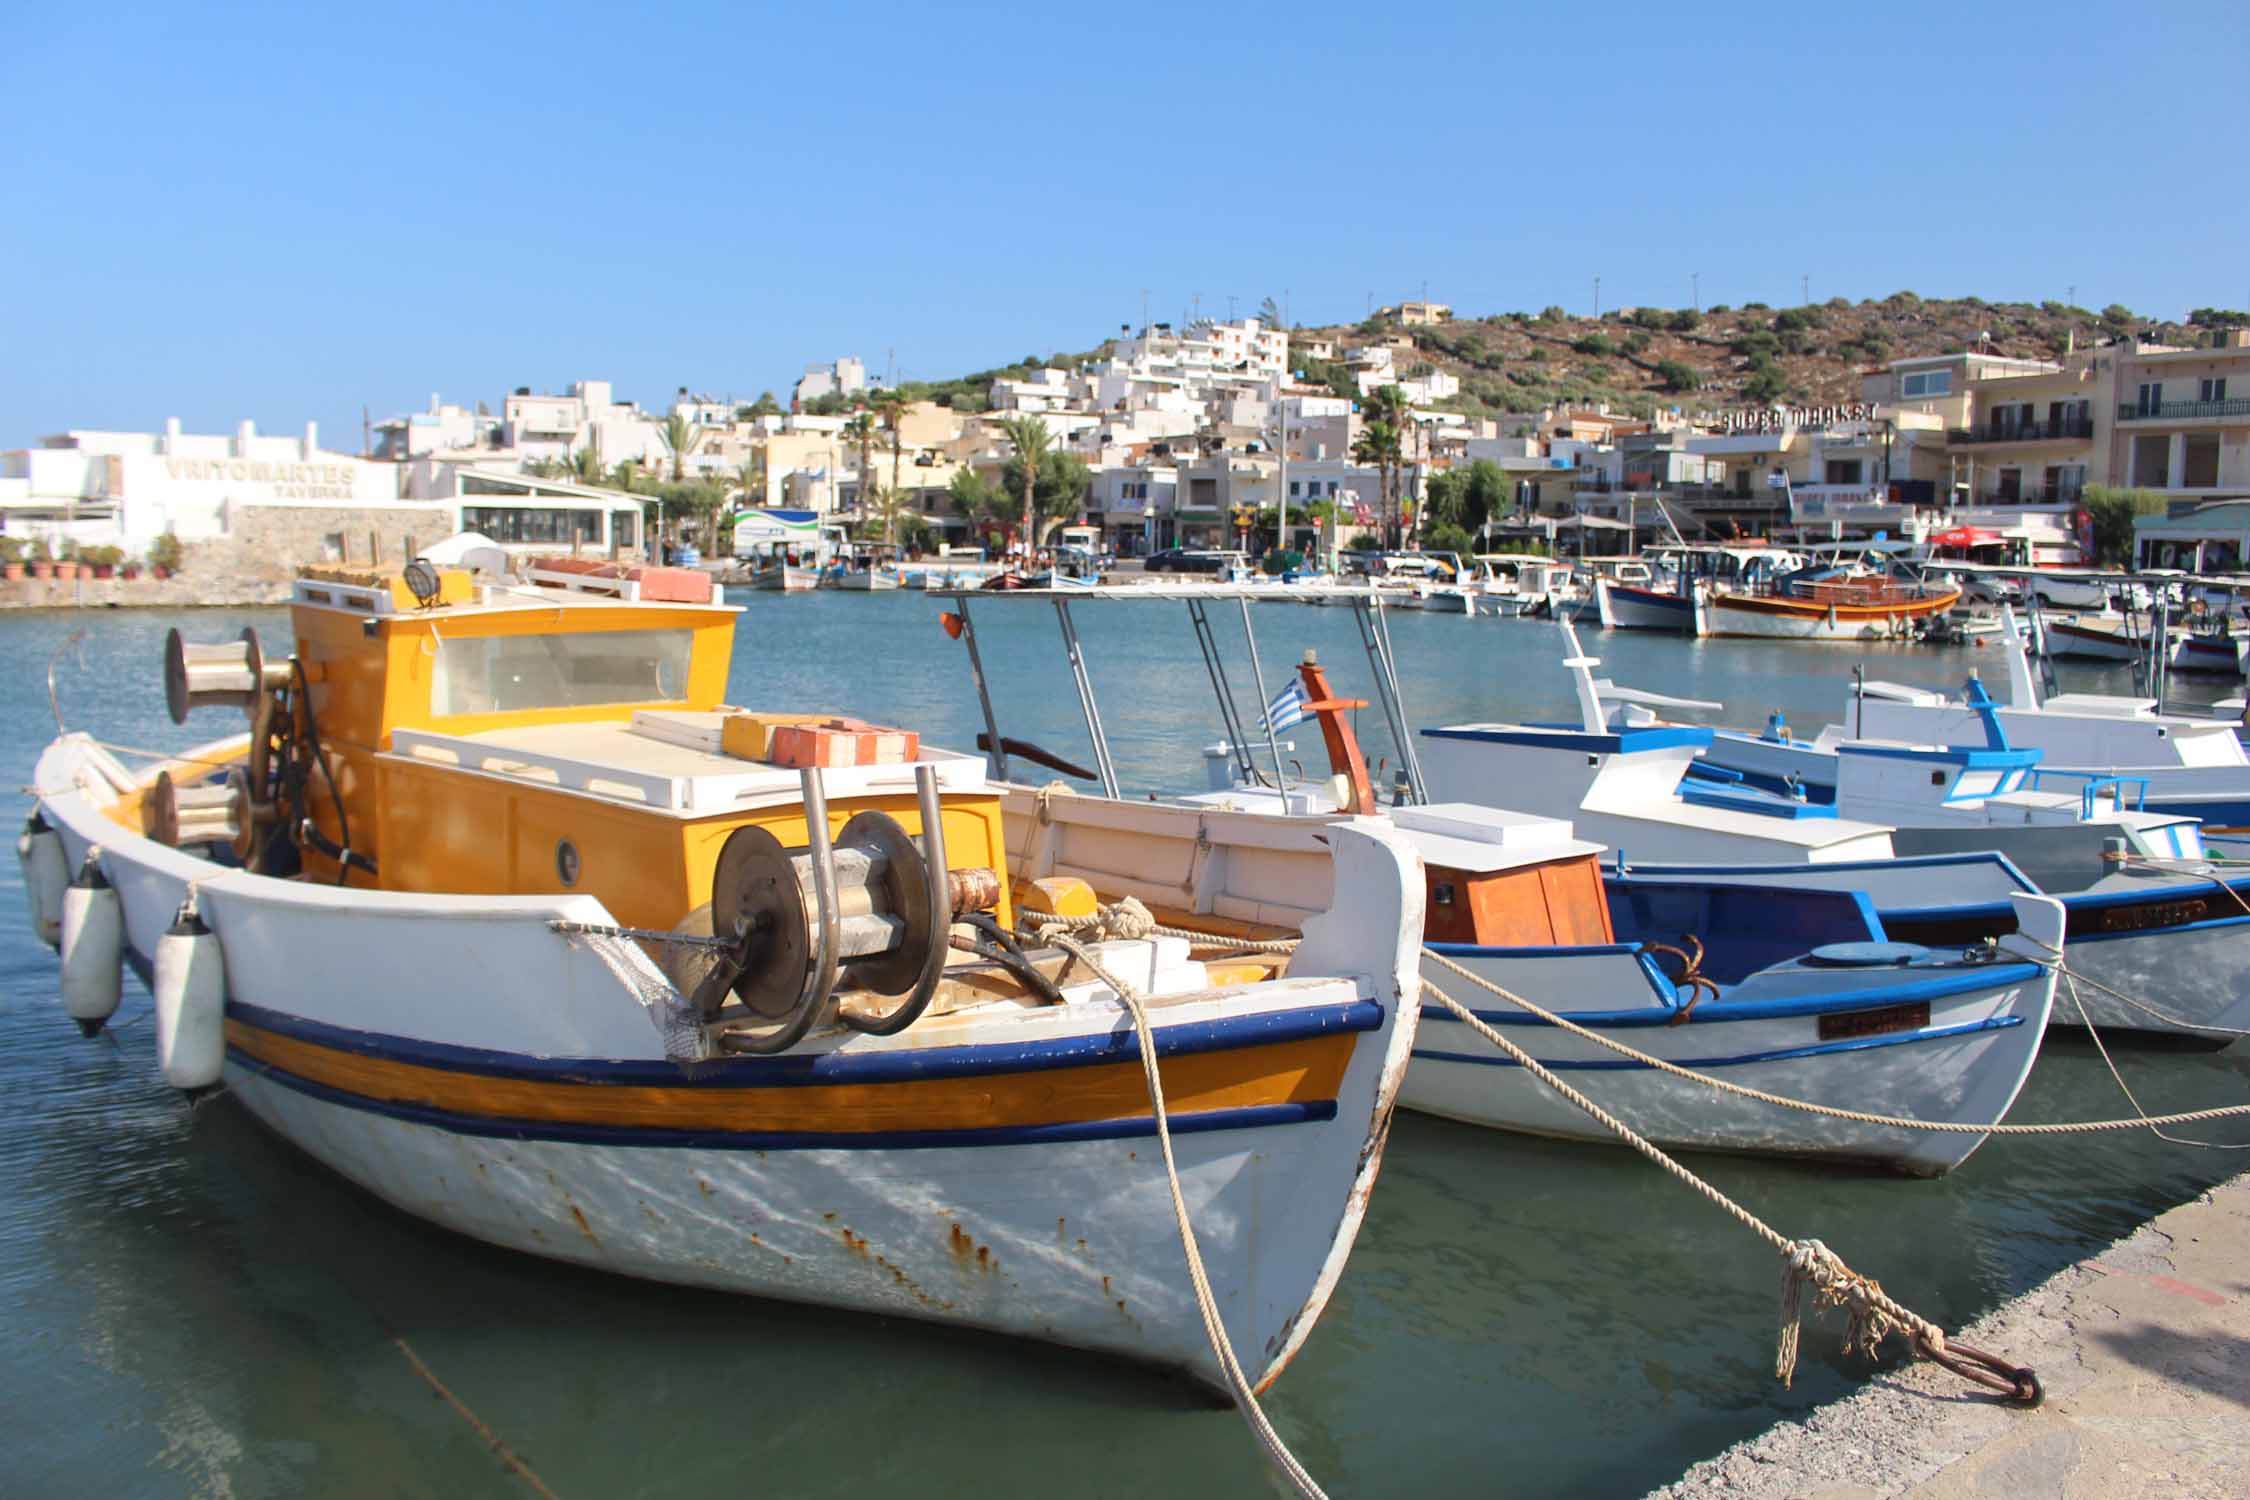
[10,294,2250,579]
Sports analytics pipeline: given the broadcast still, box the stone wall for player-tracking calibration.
[0,504,456,608]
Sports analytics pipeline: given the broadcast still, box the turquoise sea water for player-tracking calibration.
[1,597,2244,1498]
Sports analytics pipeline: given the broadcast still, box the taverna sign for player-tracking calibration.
[163,457,361,501]
[1715,402,1872,434]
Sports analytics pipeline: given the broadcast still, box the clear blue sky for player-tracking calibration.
[4,1,2245,449]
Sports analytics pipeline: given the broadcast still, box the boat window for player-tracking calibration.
[431,628,695,715]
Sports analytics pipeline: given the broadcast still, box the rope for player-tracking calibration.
[2064,971,2250,1151]
[1421,949,2250,1136]
[2012,935,2250,1038]
[86,738,249,774]
[1042,929,1327,1500]
[1417,973,1972,1389]
[387,1329,562,1499]
[1036,897,1303,954]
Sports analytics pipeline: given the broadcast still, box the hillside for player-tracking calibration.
[1293,296,2212,421]
[886,296,2225,424]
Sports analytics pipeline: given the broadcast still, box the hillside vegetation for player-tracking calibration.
[895,297,2233,424]
[1294,296,2219,421]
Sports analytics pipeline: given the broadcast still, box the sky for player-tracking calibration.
[4,1,2247,449]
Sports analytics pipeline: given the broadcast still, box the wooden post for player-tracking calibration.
[1296,652,1377,815]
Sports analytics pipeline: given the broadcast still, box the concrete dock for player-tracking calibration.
[1652,1170,2250,1499]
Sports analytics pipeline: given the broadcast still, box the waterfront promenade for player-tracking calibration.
[1653,1169,2250,1498]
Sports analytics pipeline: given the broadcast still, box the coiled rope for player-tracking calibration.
[1037,925,1329,1499]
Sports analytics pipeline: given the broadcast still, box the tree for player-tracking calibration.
[660,413,700,484]
[1654,358,1698,393]
[568,445,604,486]
[947,468,1006,538]
[999,415,1053,552]
[1462,459,1508,534]
[1426,522,1474,559]
[2080,485,2168,565]
[1258,295,1285,329]
[1743,359,1786,404]
[1361,385,1414,546]
[999,449,1092,548]
[1422,469,1468,530]
[841,411,878,520]
[1351,420,1404,548]
[873,391,909,544]
[737,391,783,419]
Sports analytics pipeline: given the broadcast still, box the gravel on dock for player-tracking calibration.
[1649,1170,2250,1499]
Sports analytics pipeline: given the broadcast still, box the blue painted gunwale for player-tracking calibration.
[1418,957,2044,1026]
[1420,724,1713,754]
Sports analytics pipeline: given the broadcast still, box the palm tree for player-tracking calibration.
[998,415,1052,557]
[841,411,878,520]
[663,412,706,486]
[1352,421,1403,548]
[873,392,909,544]
[1362,385,1412,546]
[567,446,603,486]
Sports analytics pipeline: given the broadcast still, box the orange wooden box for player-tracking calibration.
[767,718,921,769]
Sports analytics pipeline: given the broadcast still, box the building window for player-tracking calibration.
[2200,377,2229,403]
[2138,381,2164,414]
[1901,370,1952,398]
[1823,459,1864,485]
[461,505,603,546]
[609,509,640,549]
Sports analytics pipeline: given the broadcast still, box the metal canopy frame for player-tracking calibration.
[933,585,1425,807]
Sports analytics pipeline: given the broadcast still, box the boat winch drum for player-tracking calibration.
[165,627,290,723]
[150,769,257,858]
[59,848,124,1035]
[707,810,944,1019]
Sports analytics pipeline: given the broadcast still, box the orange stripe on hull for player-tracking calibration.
[223,1020,1355,1134]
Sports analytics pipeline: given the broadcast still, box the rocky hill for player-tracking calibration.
[1292,296,2216,421]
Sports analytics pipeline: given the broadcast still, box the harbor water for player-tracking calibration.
[4,597,2246,1498]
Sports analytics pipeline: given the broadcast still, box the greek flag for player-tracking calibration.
[1264,679,1309,733]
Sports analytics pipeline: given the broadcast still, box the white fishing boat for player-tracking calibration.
[23,552,1429,1395]
[1701,547,1961,642]
[931,584,2062,1174]
[1708,610,2250,835]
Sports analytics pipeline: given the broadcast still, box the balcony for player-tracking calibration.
[1948,417,2095,444]
[2117,398,2250,422]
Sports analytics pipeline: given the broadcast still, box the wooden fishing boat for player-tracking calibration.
[24,551,1426,1394]
[930,585,2062,1174]
[1702,569,1960,641]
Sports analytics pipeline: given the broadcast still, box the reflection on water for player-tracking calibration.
[0,600,2242,1497]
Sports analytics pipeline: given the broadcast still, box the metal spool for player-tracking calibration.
[165,627,291,724]
[707,810,943,1017]
[150,769,256,858]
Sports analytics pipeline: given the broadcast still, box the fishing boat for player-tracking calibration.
[1704,611,2250,835]
[22,549,1429,1394]
[1701,544,1961,642]
[2041,614,2150,662]
[929,584,2062,1174]
[832,543,903,591]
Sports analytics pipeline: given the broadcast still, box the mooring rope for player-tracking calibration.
[1040,925,1328,1500]
[2011,935,2250,1038]
[2063,971,2250,1151]
[1033,895,1302,954]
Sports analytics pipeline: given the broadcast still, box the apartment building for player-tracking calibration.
[2112,331,2250,498]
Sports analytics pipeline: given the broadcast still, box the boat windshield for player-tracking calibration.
[432,628,695,715]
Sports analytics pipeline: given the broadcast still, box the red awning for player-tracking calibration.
[1930,526,2003,549]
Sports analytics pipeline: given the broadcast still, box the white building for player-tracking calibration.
[371,398,501,460]
[501,379,665,469]
[1,418,411,551]
[792,356,867,409]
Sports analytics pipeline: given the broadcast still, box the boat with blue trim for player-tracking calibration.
[930,585,2063,1174]
[24,545,1429,1395]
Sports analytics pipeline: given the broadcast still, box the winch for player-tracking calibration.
[678,764,1002,1054]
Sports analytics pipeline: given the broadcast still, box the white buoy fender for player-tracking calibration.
[153,899,227,1091]
[59,848,123,1036]
[18,811,67,949]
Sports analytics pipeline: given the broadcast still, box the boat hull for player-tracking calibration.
[34,734,1426,1394]
[1406,924,2057,1176]
[1596,579,1701,635]
[2043,619,2145,662]
[1702,587,1961,641]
